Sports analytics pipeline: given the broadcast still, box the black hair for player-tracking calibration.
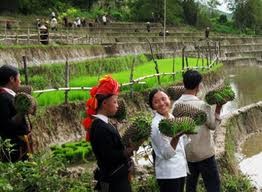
[183,70,202,90]
[0,64,19,86]
[96,94,113,111]
[148,88,166,109]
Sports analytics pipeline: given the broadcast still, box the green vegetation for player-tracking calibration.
[21,54,149,90]
[205,85,235,105]
[50,140,93,164]
[32,57,222,107]
[0,140,93,192]
[122,115,152,147]
[112,98,127,121]
[159,117,197,136]
[172,103,207,126]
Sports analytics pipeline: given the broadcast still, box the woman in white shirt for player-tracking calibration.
[149,89,188,192]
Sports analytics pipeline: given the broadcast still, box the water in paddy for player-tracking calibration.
[221,64,262,190]
[221,64,262,116]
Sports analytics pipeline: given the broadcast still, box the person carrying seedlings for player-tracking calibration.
[0,65,32,162]
[83,75,138,192]
[149,88,189,192]
[171,70,223,192]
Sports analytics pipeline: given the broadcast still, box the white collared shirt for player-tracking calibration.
[172,94,219,162]
[0,87,16,97]
[151,112,188,179]
[93,114,108,123]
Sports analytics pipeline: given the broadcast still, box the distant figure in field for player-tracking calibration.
[146,22,151,32]
[50,16,58,31]
[102,15,107,25]
[36,19,41,29]
[76,17,81,28]
[6,21,12,30]
[159,30,170,36]
[39,24,49,45]
[205,27,210,39]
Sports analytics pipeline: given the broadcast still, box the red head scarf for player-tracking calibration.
[82,75,120,141]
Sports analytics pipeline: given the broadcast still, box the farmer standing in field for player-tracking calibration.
[83,75,138,192]
[172,70,223,192]
[0,65,33,162]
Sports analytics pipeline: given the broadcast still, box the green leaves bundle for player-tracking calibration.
[14,92,36,114]
[172,103,207,125]
[121,116,151,147]
[159,117,197,137]
[205,85,235,105]
[166,86,185,101]
[112,98,127,121]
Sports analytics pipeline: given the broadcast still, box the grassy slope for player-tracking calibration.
[35,57,222,106]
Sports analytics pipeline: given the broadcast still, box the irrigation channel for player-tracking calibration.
[221,64,262,190]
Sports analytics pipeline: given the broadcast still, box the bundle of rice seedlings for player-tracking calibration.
[16,85,33,95]
[172,103,207,125]
[166,86,185,101]
[122,116,151,147]
[112,98,127,121]
[159,117,197,137]
[14,92,37,114]
[205,85,235,105]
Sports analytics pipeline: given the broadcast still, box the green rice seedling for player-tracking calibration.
[159,117,197,137]
[172,103,207,125]
[166,86,185,101]
[14,92,37,114]
[16,85,33,95]
[112,98,127,121]
[205,85,235,105]
[122,115,152,147]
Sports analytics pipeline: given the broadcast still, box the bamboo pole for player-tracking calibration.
[64,58,69,104]
[22,56,29,85]
[129,57,135,98]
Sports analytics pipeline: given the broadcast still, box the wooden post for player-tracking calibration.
[27,27,30,44]
[129,57,135,98]
[196,46,200,67]
[185,55,189,69]
[5,21,7,42]
[37,28,40,44]
[22,56,29,85]
[64,58,70,104]
[146,38,161,85]
[182,46,185,72]
[172,50,175,81]
[201,53,204,70]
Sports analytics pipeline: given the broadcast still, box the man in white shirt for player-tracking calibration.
[172,70,222,192]
[50,16,57,31]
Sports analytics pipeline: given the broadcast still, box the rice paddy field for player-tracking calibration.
[31,56,222,106]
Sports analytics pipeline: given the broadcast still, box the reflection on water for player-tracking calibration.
[241,133,262,158]
[239,152,262,190]
[222,64,262,190]
[221,64,262,116]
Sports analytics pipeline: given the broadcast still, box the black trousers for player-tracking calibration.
[157,177,186,192]
[96,177,131,192]
[186,156,221,192]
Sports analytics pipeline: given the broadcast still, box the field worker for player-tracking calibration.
[50,16,58,31]
[172,70,223,192]
[0,65,32,162]
[83,75,138,192]
[102,14,107,25]
[149,89,189,192]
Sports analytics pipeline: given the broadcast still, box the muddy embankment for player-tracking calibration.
[30,70,222,151]
[215,101,262,174]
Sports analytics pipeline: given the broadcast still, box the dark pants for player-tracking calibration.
[186,156,221,192]
[157,177,185,192]
[96,177,131,192]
